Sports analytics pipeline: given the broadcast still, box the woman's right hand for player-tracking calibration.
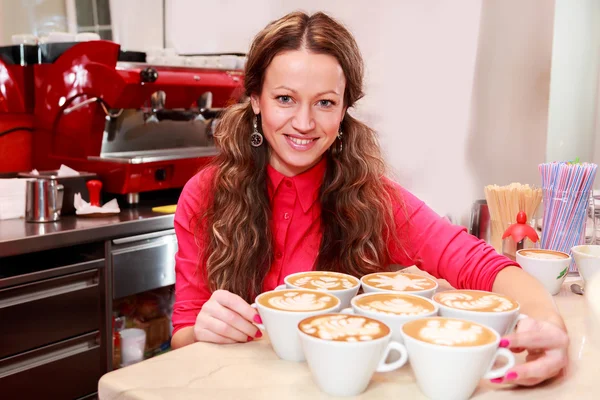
[194,289,263,344]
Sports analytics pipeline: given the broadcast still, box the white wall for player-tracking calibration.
[109,0,163,51]
[0,0,67,45]
[547,0,600,164]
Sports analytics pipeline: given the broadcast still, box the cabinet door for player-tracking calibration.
[0,332,103,400]
[0,261,104,359]
[112,230,177,299]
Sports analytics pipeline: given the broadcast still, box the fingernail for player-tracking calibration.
[490,378,504,383]
[253,314,263,324]
[255,329,263,338]
[499,339,510,348]
[247,336,254,342]
[506,372,518,381]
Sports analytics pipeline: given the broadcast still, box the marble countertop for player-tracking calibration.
[98,275,600,399]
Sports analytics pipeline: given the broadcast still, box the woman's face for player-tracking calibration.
[251,50,347,177]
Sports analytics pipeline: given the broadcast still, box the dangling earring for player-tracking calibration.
[336,130,343,154]
[250,115,264,147]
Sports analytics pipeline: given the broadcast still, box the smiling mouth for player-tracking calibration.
[285,135,318,145]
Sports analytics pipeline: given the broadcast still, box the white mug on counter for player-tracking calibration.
[280,271,360,309]
[516,248,571,295]
[360,271,438,298]
[432,290,528,336]
[401,317,515,400]
[251,289,340,362]
[298,313,408,397]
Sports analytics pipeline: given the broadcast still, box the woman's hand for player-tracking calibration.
[491,317,569,386]
[194,290,263,344]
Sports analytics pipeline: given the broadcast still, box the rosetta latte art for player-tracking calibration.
[292,275,356,290]
[360,298,431,315]
[366,274,434,291]
[419,319,484,346]
[300,315,384,342]
[437,293,515,312]
[267,292,333,311]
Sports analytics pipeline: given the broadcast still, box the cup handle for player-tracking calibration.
[482,348,516,380]
[376,341,408,372]
[340,307,354,315]
[507,313,529,334]
[250,303,266,330]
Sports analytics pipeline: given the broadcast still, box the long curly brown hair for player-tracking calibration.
[198,11,403,302]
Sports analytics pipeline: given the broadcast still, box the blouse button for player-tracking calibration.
[283,212,290,220]
[284,180,293,188]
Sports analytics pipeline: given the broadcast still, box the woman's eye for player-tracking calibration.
[318,99,333,107]
[277,95,292,104]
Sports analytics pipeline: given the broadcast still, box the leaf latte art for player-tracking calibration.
[418,319,487,346]
[435,292,517,312]
[300,315,389,342]
[364,273,436,291]
[359,298,431,315]
[267,292,334,311]
[288,272,358,290]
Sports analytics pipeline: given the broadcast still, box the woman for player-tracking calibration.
[171,11,568,387]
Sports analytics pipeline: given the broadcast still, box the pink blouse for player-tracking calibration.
[172,158,518,334]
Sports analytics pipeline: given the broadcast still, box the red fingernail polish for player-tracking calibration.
[255,329,263,338]
[247,336,254,342]
[490,378,504,383]
[499,339,510,348]
[253,314,263,324]
[506,372,518,381]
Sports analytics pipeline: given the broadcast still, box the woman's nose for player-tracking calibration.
[291,105,316,133]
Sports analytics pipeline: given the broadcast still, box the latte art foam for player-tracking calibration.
[434,291,518,312]
[519,249,569,260]
[363,272,436,291]
[257,290,339,312]
[403,318,496,347]
[300,314,389,342]
[355,294,435,316]
[288,272,359,291]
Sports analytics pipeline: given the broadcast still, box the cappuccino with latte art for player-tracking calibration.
[354,293,435,316]
[257,289,339,312]
[400,317,515,400]
[402,317,496,347]
[433,290,518,313]
[433,290,526,336]
[299,314,390,342]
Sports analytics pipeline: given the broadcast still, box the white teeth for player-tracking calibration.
[288,136,314,145]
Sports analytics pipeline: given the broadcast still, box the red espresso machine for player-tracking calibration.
[31,40,244,203]
[0,45,37,172]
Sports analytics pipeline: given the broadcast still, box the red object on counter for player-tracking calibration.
[86,179,103,206]
[502,211,539,243]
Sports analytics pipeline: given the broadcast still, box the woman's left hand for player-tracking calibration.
[491,317,569,386]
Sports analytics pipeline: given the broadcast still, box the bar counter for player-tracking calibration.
[98,273,600,399]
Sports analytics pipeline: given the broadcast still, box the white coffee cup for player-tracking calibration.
[572,245,600,285]
[341,292,439,343]
[401,317,515,400]
[298,313,408,397]
[360,271,438,298]
[433,290,528,336]
[283,271,360,309]
[119,328,146,366]
[516,248,571,295]
[252,289,340,362]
